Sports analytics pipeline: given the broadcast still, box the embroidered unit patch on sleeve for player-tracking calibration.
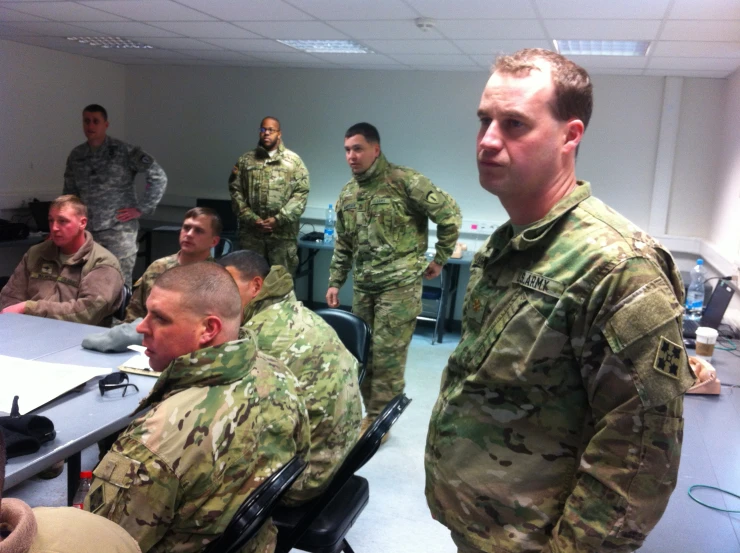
[653,336,684,380]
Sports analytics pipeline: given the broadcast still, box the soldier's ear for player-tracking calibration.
[199,315,223,346]
[79,216,88,230]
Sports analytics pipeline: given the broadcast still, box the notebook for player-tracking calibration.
[683,279,736,338]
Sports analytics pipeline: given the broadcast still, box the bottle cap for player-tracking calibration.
[697,259,704,265]
[80,471,93,479]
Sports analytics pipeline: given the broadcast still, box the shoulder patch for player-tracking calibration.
[652,337,684,380]
[426,191,439,204]
[140,154,152,164]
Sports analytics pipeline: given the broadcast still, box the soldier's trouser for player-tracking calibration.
[94,227,138,288]
[239,232,298,275]
[352,281,422,418]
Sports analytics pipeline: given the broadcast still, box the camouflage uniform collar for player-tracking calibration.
[491,181,591,254]
[38,230,94,265]
[354,153,388,184]
[242,265,295,322]
[85,135,112,154]
[255,141,285,161]
[136,336,258,412]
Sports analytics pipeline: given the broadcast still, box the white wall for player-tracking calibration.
[0,40,126,210]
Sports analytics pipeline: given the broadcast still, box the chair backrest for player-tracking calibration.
[212,237,233,259]
[204,456,307,553]
[116,284,132,320]
[314,308,371,385]
[276,394,411,553]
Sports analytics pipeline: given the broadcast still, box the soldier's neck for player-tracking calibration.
[178,249,211,265]
[87,136,106,149]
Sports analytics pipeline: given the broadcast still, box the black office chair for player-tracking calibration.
[115,284,132,321]
[273,394,412,553]
[419,268,446,345]
[204,456,307,553]
[314,309,371,386]
[212,237,234,258]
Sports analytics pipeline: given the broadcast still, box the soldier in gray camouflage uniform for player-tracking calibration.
[64,104,167,287]
[218,251,362,504]
[425,48,695,553]
[228,116,310,275]
[85,262,310,553]
[326,122,461,426]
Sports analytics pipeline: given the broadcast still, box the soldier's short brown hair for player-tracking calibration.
[83,104,108,121]
[345,122,380,145]
[51,194,88,218]
[184,207,223,236]
[217,250,270,281]
[493,48,593,130]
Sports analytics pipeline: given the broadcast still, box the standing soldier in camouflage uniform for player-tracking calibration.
[425,49,695,553]
[123,206,221,322]
[64,104,168,287]
[326,122,461,431]
[218,250,362,504]
[228,116,310,275]
[85,263,310,553]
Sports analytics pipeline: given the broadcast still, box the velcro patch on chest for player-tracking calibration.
[514,270,564,298]
[370,197,391,206]
[41,263,54,275]
[652,337,684,380]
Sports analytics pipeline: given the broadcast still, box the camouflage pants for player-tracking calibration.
[93,227,138,288]
[239,232,298,275]
[352,281,422,418]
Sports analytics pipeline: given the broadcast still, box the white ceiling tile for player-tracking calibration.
[176,0,311,21]
[644,68,730,78]
[3,34,92,50]
[567,55,648,69]
[79,1,215,22]
[174,49,256,61]
[340,63,408,70]
[290,0,416,20]
[434,19,546,40]
[233,21,347,39]
[200,38,295,52]
[390,53,476,66]
[0,6,46,21]
[545,19,662,40]
[660,21,740,42]
[3,20,94,35]
[3,2,126,22]
[586,68,645,75]
[328,20,444,40]
[651,40,740,58]
[648,56,740,71]
[310,52,400,65]
[410,65,487,73]
[136,37,222,50]
[249,51,323,63]
[149,21,258,38]
[405,0,537,19]
[470,54,498,68]
[455,39,552,55]
[670,0,740,20]
[69,21,180,37]
[535,0,671,20]
[363,39,458,54]
[0,23,34,35]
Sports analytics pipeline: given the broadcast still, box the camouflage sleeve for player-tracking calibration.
[125,146,167,216]
[275,158,309,227]
[0,254,30,309]
[123,274,148,323]
[406,175,461,265]
[228,159,259,227]
[85,437,179,553]
[63,154,78,196]
[328,192,352,289]
[24,265,124,325]
[547,258,694,553]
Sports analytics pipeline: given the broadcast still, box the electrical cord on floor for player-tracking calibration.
[688,485,740,512]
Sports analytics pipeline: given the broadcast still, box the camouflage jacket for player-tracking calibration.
[0,231,123,326]
[63,136,167,234]
[228,142,310,240]
[85,335,310,553]
[123,253,213,323]
[425,182,695,553]
[328,153,461,294]
[240,265,362,503]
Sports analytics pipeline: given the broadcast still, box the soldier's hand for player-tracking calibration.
[262,217,276,232]
[1,302,26,314]
[424,261,443,280]
[326,287,340,308]
[116,208,142,222]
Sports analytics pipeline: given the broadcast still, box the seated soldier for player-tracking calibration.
[218,251,362,503]
[123,206,222,322]
[85,263,310,553]
[0,195,123,326]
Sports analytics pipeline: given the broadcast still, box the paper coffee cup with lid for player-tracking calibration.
[695,327,719,362]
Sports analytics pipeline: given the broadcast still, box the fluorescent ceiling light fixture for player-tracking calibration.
[66,36,153,49]
[554,40,650,56]
[278,39,372,54]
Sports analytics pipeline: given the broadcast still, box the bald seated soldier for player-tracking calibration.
[123,206,222,322]
[85,263,310,553]
[0,194,123,325]
[218,251,362,503]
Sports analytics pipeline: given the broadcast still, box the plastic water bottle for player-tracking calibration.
[72,471,93,509]
[685,259,707,321]
[324,204,335,244]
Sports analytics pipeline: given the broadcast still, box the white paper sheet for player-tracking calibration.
[0,355,112,414]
